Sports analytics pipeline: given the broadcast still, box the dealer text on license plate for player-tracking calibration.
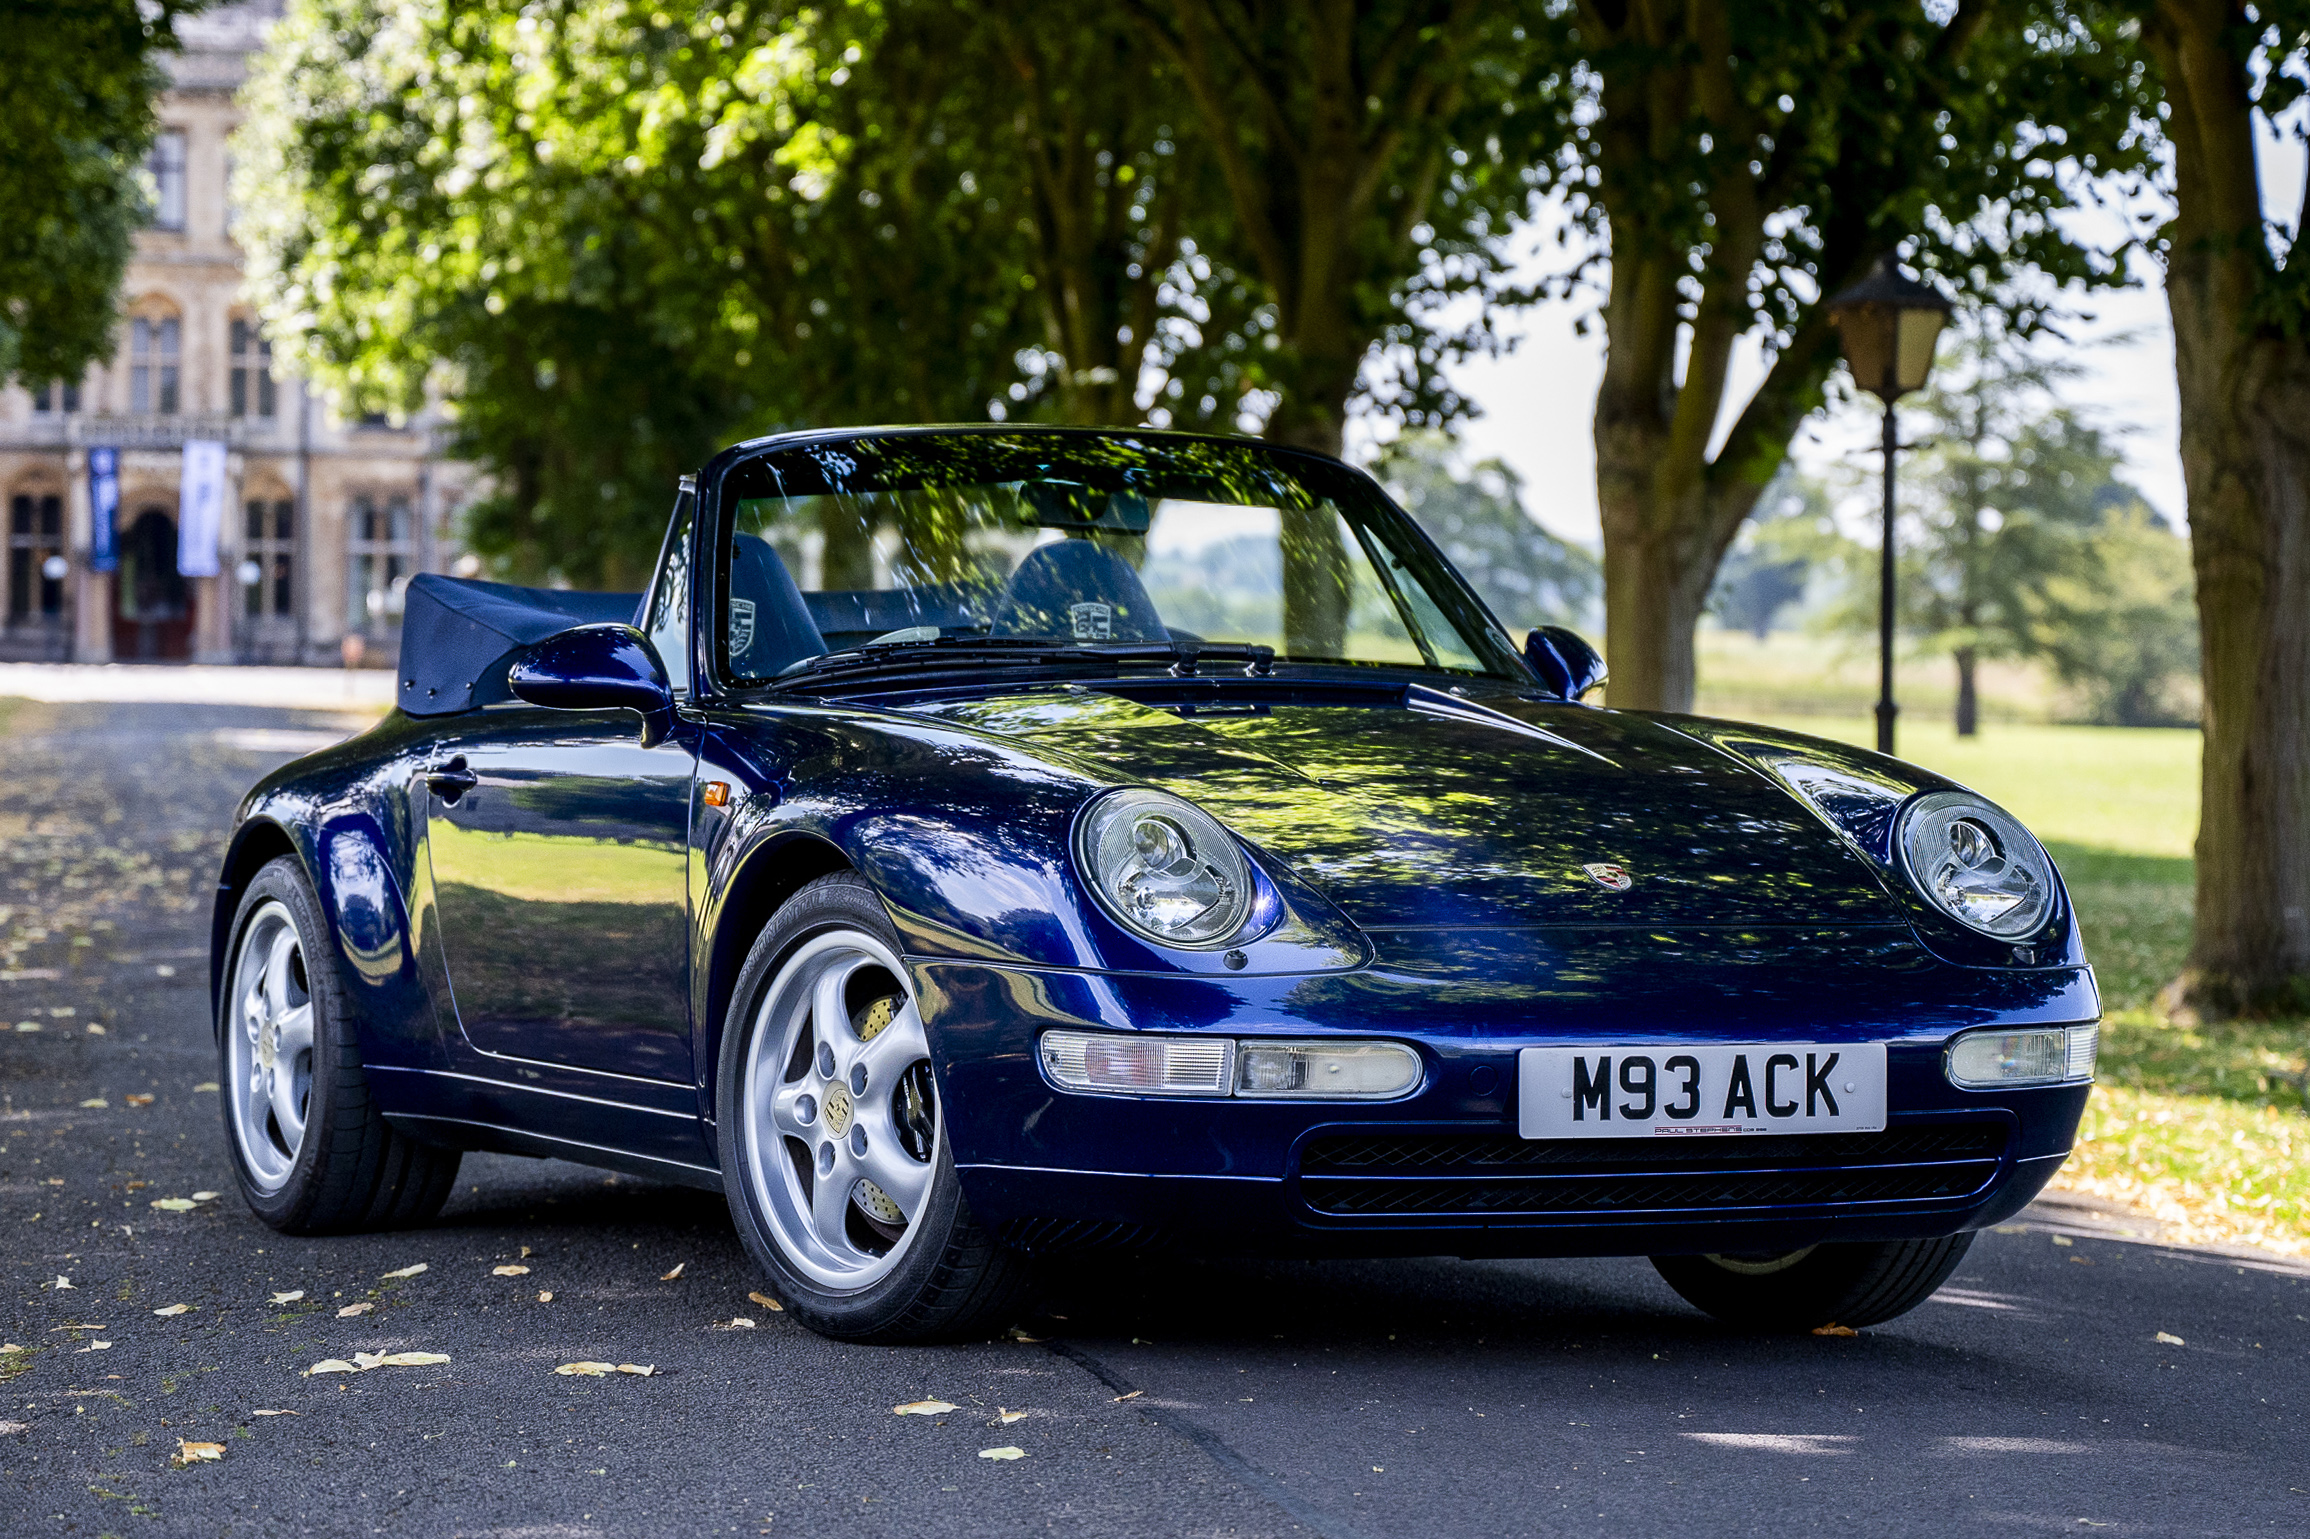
[1517,1043,1887,1139]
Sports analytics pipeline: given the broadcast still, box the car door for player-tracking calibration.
[423,708,697,1082]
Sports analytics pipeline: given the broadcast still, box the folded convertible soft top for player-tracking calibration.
[397,574,643,717]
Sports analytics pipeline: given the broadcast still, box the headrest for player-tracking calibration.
[727,534,827,678]
[988,539,1166,643]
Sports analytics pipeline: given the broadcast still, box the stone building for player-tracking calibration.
[0,0,469,665]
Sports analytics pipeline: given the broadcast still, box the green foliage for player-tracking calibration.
[0,0,202,390]
[1373,430,1600,631]
[1804,330,2200,728]
[1708,468,1827,638]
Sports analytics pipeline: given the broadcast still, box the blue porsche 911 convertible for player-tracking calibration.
[211,425,2096,1342]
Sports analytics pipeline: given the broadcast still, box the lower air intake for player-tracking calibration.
[1298,1123,2007,1219]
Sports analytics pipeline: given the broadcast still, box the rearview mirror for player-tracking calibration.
[510,624,676,746]
[1524,626,1608,703]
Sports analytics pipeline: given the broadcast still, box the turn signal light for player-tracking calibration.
[1945,1024,2097,1088]
[1038,1031,1422,1101]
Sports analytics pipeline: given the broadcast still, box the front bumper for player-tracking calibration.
[916,930,2097,1259]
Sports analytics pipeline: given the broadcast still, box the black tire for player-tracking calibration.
[218,856,462,1234]
[1650,1233,1976,1331]
[715,871,1032,1344]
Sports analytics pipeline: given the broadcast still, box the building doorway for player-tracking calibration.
[115,506,192,659]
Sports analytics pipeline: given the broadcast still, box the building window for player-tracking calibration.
[131,314,181,415]
[230,320,275,418]
[7,493,66,626]
[244,496,295,619]
[31,382,80,415]
[346,494,415,635]
[147,130,188,231]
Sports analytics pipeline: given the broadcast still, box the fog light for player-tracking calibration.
[1946,1024,2097,1088]
[1039,1030,1233,1095]
[1235,1040,1422,1100]
[1036,1031,1422,1100]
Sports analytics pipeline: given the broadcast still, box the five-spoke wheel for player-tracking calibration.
[743,928,941,1290]
[226,898,314,1193]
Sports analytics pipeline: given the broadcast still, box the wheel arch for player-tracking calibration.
[211,817,304,1041]
[698,830,858,1118]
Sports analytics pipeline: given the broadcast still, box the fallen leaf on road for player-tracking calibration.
[77,1099,105,1109]
[74,1341,112,1353]
[251,1409,299,1417]
[659,1263,685,1281]
[49,1324,103,1332]
[84,1023,104,1035]
[270,1291,305,1305]
[152,1305,191,1317]
[0,1344,21,1354]
[1008,1328,1043,1343]
[381,1263,428,1279]
[996,1409,1028,1424]
[2156,1331,2185,1346]
[616,1364,655,1376]
[2052,1235,2074,1247]
[491,1265,530,1277]
[712,1317,756,1330]
[979,1446,1026,1461]
[894,1400,959,1416]
[191,1191,220,1202]
[0,1420,26,1434]
[124,1094,154,1108]
[353,1351,449,1370]
[150,1198,196,1213]
[748,1291,784,1312]
[305,1360,360,1376]
[1811,1324,1859,1338]
[555,1362,618,1377]
[519,1246,532,1259]
[193,1082,219,1093]
[155,965,175,977]
[1112,1390,1143,1402]
[13,1022,37,1032]
[49,1277,73,1291]
[336,1303,372,1318]
[2069,1256,2096,1266]
[171,1440,224,1466]
[536,1292,552,1303]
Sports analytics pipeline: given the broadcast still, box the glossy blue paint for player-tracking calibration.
[212,425,2100,1263]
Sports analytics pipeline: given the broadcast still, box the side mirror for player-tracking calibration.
[510,624,677,746]
[1524,625,1608,703]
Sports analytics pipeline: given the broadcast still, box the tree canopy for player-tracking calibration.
[0,0,202,392]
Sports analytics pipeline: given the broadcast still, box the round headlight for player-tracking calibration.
[1075,788,1254,948]
[1897,790,2056,938]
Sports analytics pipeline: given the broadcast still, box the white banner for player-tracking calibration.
[178,438,227,578]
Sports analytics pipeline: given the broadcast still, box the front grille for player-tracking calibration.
[1297,1122,2006,1219]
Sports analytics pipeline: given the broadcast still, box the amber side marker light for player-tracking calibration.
[702,782,731,808]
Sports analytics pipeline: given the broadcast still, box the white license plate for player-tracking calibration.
[1518,1043,1887,1139]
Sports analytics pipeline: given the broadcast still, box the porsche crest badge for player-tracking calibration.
[1581,862,1633,892]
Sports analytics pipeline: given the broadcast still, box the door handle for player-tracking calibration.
[425,756,477,803]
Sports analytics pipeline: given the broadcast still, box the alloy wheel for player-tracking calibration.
[741,928,941,1291]
[226,899,314,1193]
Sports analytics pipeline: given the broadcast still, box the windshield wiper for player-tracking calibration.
[767,636,1276,691]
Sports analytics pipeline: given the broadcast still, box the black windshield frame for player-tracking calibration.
[699,426,1530,696]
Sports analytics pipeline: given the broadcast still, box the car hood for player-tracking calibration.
[905,688,1905,930]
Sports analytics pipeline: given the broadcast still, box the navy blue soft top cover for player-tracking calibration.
[397,573,643,717]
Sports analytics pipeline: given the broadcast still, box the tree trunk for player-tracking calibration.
[1954,646,1978,737]
[2148,0,2310,1019]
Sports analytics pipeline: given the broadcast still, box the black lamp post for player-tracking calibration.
[1826,253,1952,757]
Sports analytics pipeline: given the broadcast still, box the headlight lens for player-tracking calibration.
[1897,791,2056,937]
[1075,788,1254,947]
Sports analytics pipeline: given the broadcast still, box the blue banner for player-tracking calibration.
[88,447,119,573]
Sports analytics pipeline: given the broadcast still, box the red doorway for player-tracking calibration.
[114,506,193,660]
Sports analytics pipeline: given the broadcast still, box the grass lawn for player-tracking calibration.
[1733,711,2310,1255]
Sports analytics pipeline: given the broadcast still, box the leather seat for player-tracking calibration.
[988,540,1166,643]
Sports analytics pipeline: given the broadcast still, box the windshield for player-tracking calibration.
[716,431,1517,685]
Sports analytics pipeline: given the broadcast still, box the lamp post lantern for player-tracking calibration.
[1827,252,1953,757]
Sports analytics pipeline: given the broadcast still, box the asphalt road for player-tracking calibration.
[3,698,2306,1538]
